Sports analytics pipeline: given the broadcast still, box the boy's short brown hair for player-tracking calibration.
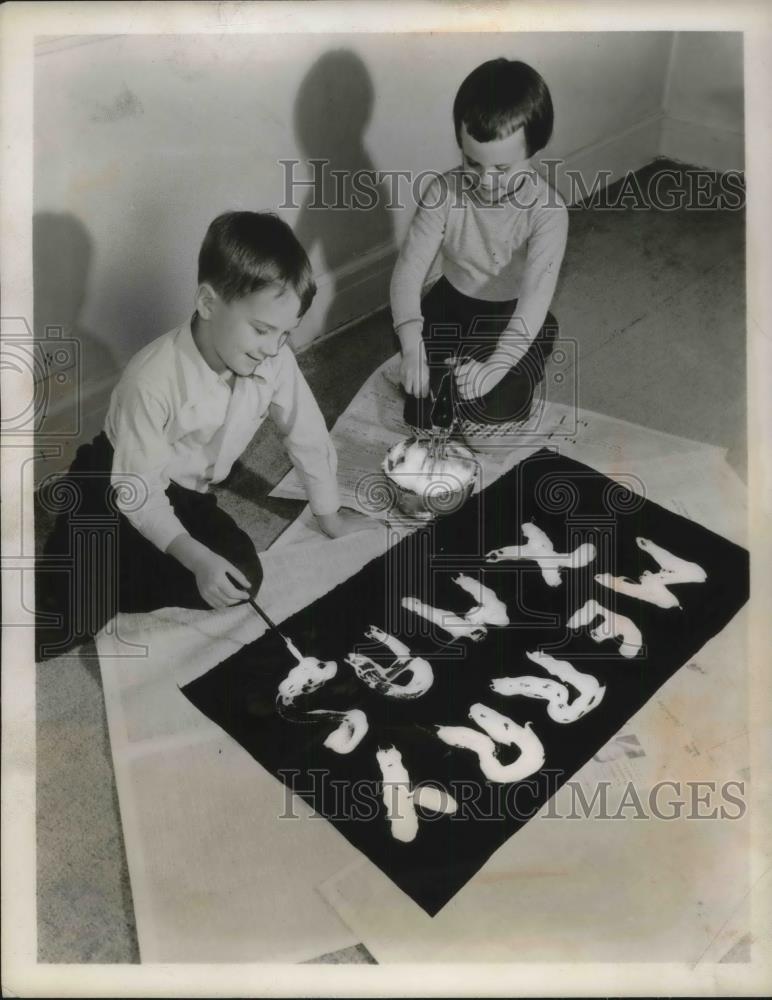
[198,211,316,315]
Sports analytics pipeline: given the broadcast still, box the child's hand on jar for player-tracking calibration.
[453,358,507,401]
[397,320,430,397]
[400,341,430,398]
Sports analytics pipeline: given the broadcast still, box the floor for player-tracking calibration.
[35,159,746,963]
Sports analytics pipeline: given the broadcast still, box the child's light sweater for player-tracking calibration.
[391,166,568,355]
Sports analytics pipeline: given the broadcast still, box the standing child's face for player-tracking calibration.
[195,283,302,377]
[460,122,530,195]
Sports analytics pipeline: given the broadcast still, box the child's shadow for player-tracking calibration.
[293,49,396,336]
[33,211,117,397]
[33,212,119,492]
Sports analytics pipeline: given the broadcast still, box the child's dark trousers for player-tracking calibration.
[403,276,559,429]
[35,431,262,661]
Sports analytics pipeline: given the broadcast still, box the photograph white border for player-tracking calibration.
[2,1,770,996]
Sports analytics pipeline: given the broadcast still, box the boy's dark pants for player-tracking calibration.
[35,432,262,661]
[403,276,559,429]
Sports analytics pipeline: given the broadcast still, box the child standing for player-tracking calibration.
[36,211,375,659]
[391,58,568,447]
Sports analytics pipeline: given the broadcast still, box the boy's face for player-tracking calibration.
[460,122,530,195]
[197,283,302,377]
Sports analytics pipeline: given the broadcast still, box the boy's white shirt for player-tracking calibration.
[390,166,569,354]
[104,318,340,552]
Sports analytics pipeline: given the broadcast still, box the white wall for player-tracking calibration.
[33,31,691,476]
[660,32,745,171]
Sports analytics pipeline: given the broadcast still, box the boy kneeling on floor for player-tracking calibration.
[36,211,377,660]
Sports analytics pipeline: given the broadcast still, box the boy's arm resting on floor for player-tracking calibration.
[270,347,382,538]
[270,346,341,519]
[455,198,569,401]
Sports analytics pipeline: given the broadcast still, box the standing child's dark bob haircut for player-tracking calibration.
[198,211,317,316]
[453,58,554,158]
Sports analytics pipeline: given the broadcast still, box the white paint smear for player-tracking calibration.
[486,522,596,587]
[411,785,458,814]
[595,536,707,609]
[567,599,642,658]
[376,746,419,843]
[376,747,459,842]
[277,638,338,706]
[452,574,510,627]
[345,626,434,698]
[401,574,509,642]
[401,597,486,642]
[308,709,369,754]
[491,649,605,723]
[436,703,545,782]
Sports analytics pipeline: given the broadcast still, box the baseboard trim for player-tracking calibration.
[539,111,665,207]
[295,240,397,352]
[658,115,745,172]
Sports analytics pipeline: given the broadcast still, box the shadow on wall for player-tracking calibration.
[293,49,396,337]
[33,212,118,472]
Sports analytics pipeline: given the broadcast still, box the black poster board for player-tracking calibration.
[182,450,749,915]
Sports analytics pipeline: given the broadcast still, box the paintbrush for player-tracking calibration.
[249,595,304,657]
[227,572,293,647]
[246,594,281,634]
